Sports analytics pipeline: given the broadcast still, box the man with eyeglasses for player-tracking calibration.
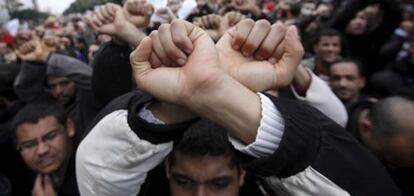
[12,101,78,196]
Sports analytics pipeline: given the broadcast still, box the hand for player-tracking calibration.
[15,40,52,63]
[123,0,154,28]
[32,174,57,196]
[219,11,246,35]
[193,14,222,41]
[130,19,222,104]
[85,3,146,47]
[230,0,261,17]
[156,7,176,22]
[14,29,37,46]
[216,19,304,92]
[42,35,60,51]
[131,19,261,143]
[85,3,129,36]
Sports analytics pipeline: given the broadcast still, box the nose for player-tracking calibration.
[53,84,64,95]
[195,186,206,196]
[339,78,348,87]
[36,141,50,156]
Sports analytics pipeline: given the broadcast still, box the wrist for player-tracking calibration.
[292,65,311,96]
[117,23,145,47]
[186,73,261,144]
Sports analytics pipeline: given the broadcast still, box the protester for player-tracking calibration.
[0,0,412,195]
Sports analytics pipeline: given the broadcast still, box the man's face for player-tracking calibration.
[345,11,367,35]
[313,36,341,63]
[16,116,74,174]
[167,153,243,196]
[329,62,365,103]
[380,132,414,168]
[380,109,414,168]
[48,77,76,106]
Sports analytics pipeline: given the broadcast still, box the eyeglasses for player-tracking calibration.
[17,126,66,153]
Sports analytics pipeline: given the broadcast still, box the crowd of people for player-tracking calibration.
[0,0,413,195]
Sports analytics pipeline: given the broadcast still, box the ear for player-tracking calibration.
[313,44,319,53]
[164,157,171,180]
[358,111,373,140]
[239,169,246,187]
[65,118,75,138]
[359,77,366,88]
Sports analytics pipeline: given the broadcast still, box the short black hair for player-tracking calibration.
[313,28,342,46]
[330,58,366,77]
[12,101,67,131]
[368,97,413,138]
[169,119,241,170]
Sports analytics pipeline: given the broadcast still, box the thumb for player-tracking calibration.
[43,175,57,195]
[277,26,304,85]
[130,37,153,82]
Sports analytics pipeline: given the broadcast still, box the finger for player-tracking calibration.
[150,30,175,66]
[255,21,287,60]
[144,3,154,16]
[102,5,115,22]
[130,36,153,70]
[276,26,304,85]
[171,19,194,54]
[43,175,55,194]
[95,7,106,24]
[158,24,188,66]
[240,19,271,57]
[150,52,163,68]
[130,37,154,89]
[32,174,43,194]
[231,18,255,50]
[92,14,103,27]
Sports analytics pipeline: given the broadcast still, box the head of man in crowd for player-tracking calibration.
[345,10,368,35]
[47,76,77,106]
[165,121,245,196]
[13,102,75,174]
[358,97,414,168]
[329,58,366,104]
[313,28,342,64]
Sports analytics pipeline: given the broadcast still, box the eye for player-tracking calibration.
[209,179,231,190]
[173,176,191,186]
[19,141,38,150]
[43,130,60,141]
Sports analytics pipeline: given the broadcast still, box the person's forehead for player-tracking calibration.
[16,116,62,140]
[319,36,341,43]
[330,62,359,74]
[172,153,236,178]
[47,76,72,86]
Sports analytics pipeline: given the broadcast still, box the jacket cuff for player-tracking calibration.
[128,100,197,144]
[230,93,285,158]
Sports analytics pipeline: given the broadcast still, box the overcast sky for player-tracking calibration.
[20,0,76,15]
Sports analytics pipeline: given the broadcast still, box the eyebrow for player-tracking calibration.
[171,172,233,183]
[19,126,62,143]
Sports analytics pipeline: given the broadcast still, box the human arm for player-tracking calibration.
[291,66,348,127]
[13,40,52,103]
[84,3,147,48]
[76,92,196,195]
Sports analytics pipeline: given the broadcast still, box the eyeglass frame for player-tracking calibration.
[16,126,66,153]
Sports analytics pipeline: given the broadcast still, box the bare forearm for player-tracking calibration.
[117,23,147,48]
[187,74,261,144]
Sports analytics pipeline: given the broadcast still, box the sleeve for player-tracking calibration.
[13,61,50,103]
[76,96,195,196]
[290,70,348,127]
[76,109,173,196]
[46,53,92,89]
[90,41,133,106]
[229,93,285,158]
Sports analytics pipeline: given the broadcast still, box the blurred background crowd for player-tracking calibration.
[0,0,413,195]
